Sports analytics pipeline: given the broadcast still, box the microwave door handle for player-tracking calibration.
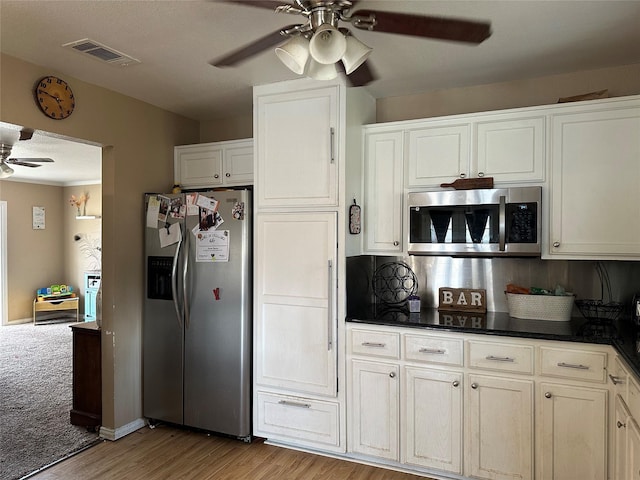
[499,195,506,251]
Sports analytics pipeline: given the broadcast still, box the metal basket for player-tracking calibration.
[575,299,623,322]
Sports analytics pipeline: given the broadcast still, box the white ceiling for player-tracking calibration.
[1,0,640,185]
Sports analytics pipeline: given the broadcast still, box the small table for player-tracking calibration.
[33,296,79,324]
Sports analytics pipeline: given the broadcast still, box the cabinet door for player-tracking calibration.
[475,116,545,183]
[548,106,640,259]
[629,417,640,480]
[349,359,399,461]
[223,142,253,185]
[174,144,223,188]
[255,212,337,397]
[538,383,607,480]
[363,130,403,254]
[466,374,534,480]
[615,395,631,480]
[256,87,338,207]
[407,123,470,188]
[404,367,462,474]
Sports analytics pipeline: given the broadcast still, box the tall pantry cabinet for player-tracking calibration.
[253,78,375,453]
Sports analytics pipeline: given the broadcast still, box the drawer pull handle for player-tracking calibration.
[486,355,515,362]
[362,342,386,348]
[419,348,446,355]
[609,374,625,385]
[278,400,311,409]
[557,362,590,370]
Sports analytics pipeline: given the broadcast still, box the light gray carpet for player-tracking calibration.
[0,322,100,480]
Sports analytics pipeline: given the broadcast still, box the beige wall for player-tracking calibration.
[197,63,640,142]
[64,184,102,308]
[376,63,640,123]
[0,181,64,320]
[0,53,199,433]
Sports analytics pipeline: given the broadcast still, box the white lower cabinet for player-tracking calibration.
[466,374,534,480]
[347,324,614,480]
[629,417,640,480]
[404,367,462,473]
[537,383,607,480]
[349,359,399,460]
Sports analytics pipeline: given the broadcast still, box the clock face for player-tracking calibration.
[35,76,75,119]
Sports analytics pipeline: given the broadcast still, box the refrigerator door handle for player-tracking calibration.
[171,234,183,328]
[183,228,190,330]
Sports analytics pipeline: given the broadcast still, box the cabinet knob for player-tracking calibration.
[545,392,552,398]
[214,174,220,179]
[452,380,460,387]
[459,173,466,178]
[225,173,231,177]
[617,420,627,429]
[553,242,560,248]
[478,172,485,177]
[471,382,478,389]
[393,241,399,246]
[389,372,396,378]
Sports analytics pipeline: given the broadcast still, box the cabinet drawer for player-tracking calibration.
[404,334,463,366]
[349,329,400,359]
[467,340,534,374]
[539,347,607,383]
[256,391,339,447]
[628,376,640,420]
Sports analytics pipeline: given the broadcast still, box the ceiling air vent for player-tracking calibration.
[62,38,141,66]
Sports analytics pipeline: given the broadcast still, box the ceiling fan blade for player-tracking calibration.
[7,158,54,164]
[351,9,492,44]
[340,59,376,87]
[19,128,34,141]
[6,161,42,168]
[211,24,301,67]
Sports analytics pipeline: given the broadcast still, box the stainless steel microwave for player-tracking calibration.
[408,187,542,256]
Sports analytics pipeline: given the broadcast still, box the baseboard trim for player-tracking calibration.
[99,418,146,441]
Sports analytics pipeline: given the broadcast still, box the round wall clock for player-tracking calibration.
[34,76,75,119]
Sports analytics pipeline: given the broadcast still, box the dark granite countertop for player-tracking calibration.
[347,304,640,379]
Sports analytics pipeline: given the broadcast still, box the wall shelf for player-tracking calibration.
[75,215,101,220]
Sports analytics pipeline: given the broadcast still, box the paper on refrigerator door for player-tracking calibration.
[146,196,160,227]
[159,222,181,248]
[195,230,229,262]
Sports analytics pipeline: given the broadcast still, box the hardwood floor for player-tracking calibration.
[28,425,433,480]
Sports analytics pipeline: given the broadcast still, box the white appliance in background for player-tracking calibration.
[143,188,252,441]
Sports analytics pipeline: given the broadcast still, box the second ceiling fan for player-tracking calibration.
[211,0,492,86]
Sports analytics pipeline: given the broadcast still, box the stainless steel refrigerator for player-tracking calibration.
[143,188,251,441]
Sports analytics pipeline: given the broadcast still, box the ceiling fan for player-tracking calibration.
[211,0,492,86]
[0,128,54,178]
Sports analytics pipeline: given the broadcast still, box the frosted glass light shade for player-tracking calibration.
[306,59,338,80]
[275,36,309,75]
[309,24,347,65]
[0,161,14,178]
[342,35,372,74]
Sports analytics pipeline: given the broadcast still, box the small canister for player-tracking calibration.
[408,295,421,313]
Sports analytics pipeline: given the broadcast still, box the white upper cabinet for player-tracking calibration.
[362,128,404,254]
[255,86,338,208]
[406,112,545,188]
[547,98,640,259]
[174,138,253,188]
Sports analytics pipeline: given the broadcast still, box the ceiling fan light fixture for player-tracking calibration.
[309,24,347,65]
[275,35,310,75]
[0,161,14,178]
[342,34,372,75]
[306,58,339,80]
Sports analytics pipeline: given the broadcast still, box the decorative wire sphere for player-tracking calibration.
[372,262,418,305]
